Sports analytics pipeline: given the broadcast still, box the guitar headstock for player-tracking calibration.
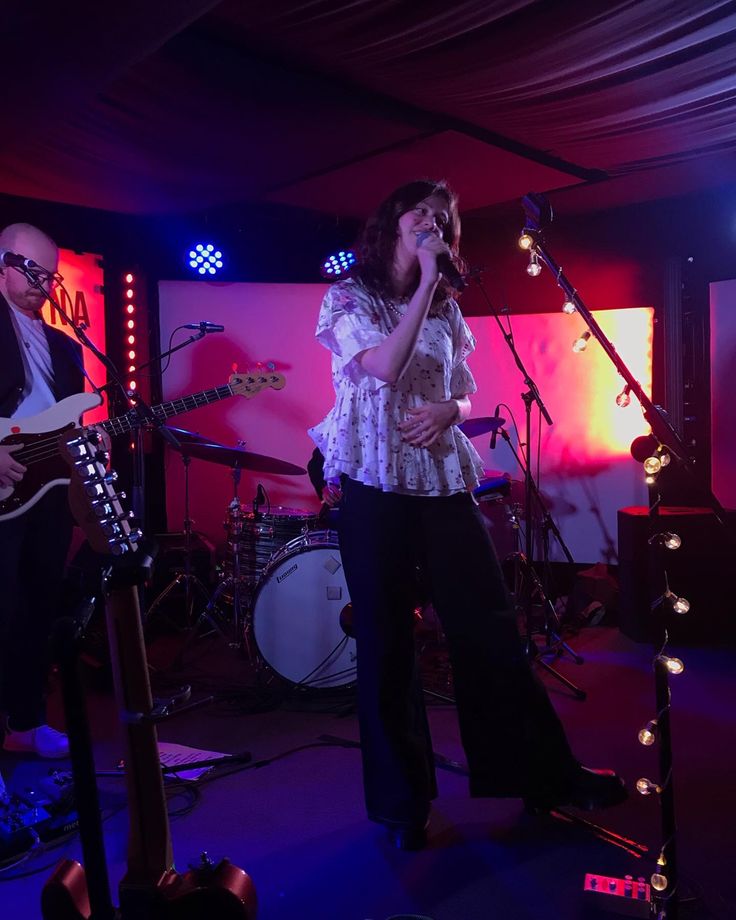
[59,428,141,556]
[229,369,285,399]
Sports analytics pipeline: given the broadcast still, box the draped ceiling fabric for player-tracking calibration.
[2,1,735,217]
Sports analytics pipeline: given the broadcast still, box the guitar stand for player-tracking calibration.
[145,453,212,632]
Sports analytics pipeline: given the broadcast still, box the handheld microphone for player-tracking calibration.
[489,404,502,450]
[183,321,225,333]
[416,233,466,291]
[0,250,39,270]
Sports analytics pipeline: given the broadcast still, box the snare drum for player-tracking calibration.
[252,531,356,689]
[224,506,317,584]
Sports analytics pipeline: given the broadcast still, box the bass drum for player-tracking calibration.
[252,531,356,689]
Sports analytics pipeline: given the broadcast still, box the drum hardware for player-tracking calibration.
[179,466,262,667]
[151,430,308,666]
[145,448,212,630]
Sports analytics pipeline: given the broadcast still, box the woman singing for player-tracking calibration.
[309,179,626,850]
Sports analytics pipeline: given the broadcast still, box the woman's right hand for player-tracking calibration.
[415,232,448,285]
[0,444,27,488]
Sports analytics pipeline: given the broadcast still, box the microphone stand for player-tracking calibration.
[472,278,585,699]
[516,192,736,918]
[21,270,183,522]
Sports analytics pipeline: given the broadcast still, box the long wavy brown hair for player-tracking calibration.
[351,179,464,302]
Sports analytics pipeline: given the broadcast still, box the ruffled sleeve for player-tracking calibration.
[448,304,478,398]
[316,280,388,388]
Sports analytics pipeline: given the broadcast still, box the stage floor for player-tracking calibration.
[1,624,732,919]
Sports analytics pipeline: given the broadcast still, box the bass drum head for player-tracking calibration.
[253,533,356,689]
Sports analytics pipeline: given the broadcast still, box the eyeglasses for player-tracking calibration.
[25,268,63,289]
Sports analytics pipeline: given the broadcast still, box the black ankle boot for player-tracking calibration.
[386,820,429,850]
[524,765,628,814]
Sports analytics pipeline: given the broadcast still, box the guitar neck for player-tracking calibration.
[100,384,233,437]
[106,587,173,884]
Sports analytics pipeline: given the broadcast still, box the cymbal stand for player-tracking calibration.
[145,453,211,629]
[499,414,586,700]
[472,277,585,699]
[189,466,260,663]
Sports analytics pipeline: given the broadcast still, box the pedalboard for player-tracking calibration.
[583,873,652,917]
[0,771,78,867]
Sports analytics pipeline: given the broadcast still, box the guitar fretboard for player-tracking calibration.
[100,385,234,437]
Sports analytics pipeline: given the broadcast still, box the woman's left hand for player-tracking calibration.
[399,400,458,447]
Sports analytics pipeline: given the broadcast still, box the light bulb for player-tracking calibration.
[526,253,542,276]
[616,386,631,407]
[645,474,656,485]
[572,331,591,353]
[659,451,671,467]
[638,720,657,746]
[672,595,690,615]
[651,873,668,892]
[659,655,684,675]
[518,232,534,250]
[649,531,682,550]
[562,299,577,314]
[643,456,662,475]
[636,777,660,795]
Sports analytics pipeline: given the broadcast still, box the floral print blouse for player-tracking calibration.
[308,278,485,496]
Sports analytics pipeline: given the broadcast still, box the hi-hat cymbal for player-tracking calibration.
[459,416,506,439]
[177,440,307,475]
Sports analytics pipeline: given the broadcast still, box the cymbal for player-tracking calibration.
[177,440,307,475]
[459,416,506,439]
[161,426,211,445]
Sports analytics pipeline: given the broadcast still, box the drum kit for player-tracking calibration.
[149,413,535,693]
[147,426,357,691]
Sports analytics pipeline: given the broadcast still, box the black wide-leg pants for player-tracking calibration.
[338,477,577,827]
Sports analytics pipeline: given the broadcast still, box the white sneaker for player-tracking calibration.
[3,724,70,759]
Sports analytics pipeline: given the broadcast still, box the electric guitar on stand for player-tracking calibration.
[0,369,285,520]
[41,428,257,919]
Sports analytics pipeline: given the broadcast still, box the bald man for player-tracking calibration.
[0,223,84,758]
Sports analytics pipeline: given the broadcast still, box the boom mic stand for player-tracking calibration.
[472,279,585,699]
[515,191,736,918]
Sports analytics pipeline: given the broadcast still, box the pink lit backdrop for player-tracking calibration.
[158,281,652,563]
[46,249,107,423]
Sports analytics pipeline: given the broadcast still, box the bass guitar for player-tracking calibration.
[0,369,284,520]
[41,428,257,919]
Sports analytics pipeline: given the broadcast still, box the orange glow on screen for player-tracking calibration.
[562,309,653,462]
[42,249,106,423]
[467,307,653,471]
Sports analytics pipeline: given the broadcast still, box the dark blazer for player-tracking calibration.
[0,294,85,417]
